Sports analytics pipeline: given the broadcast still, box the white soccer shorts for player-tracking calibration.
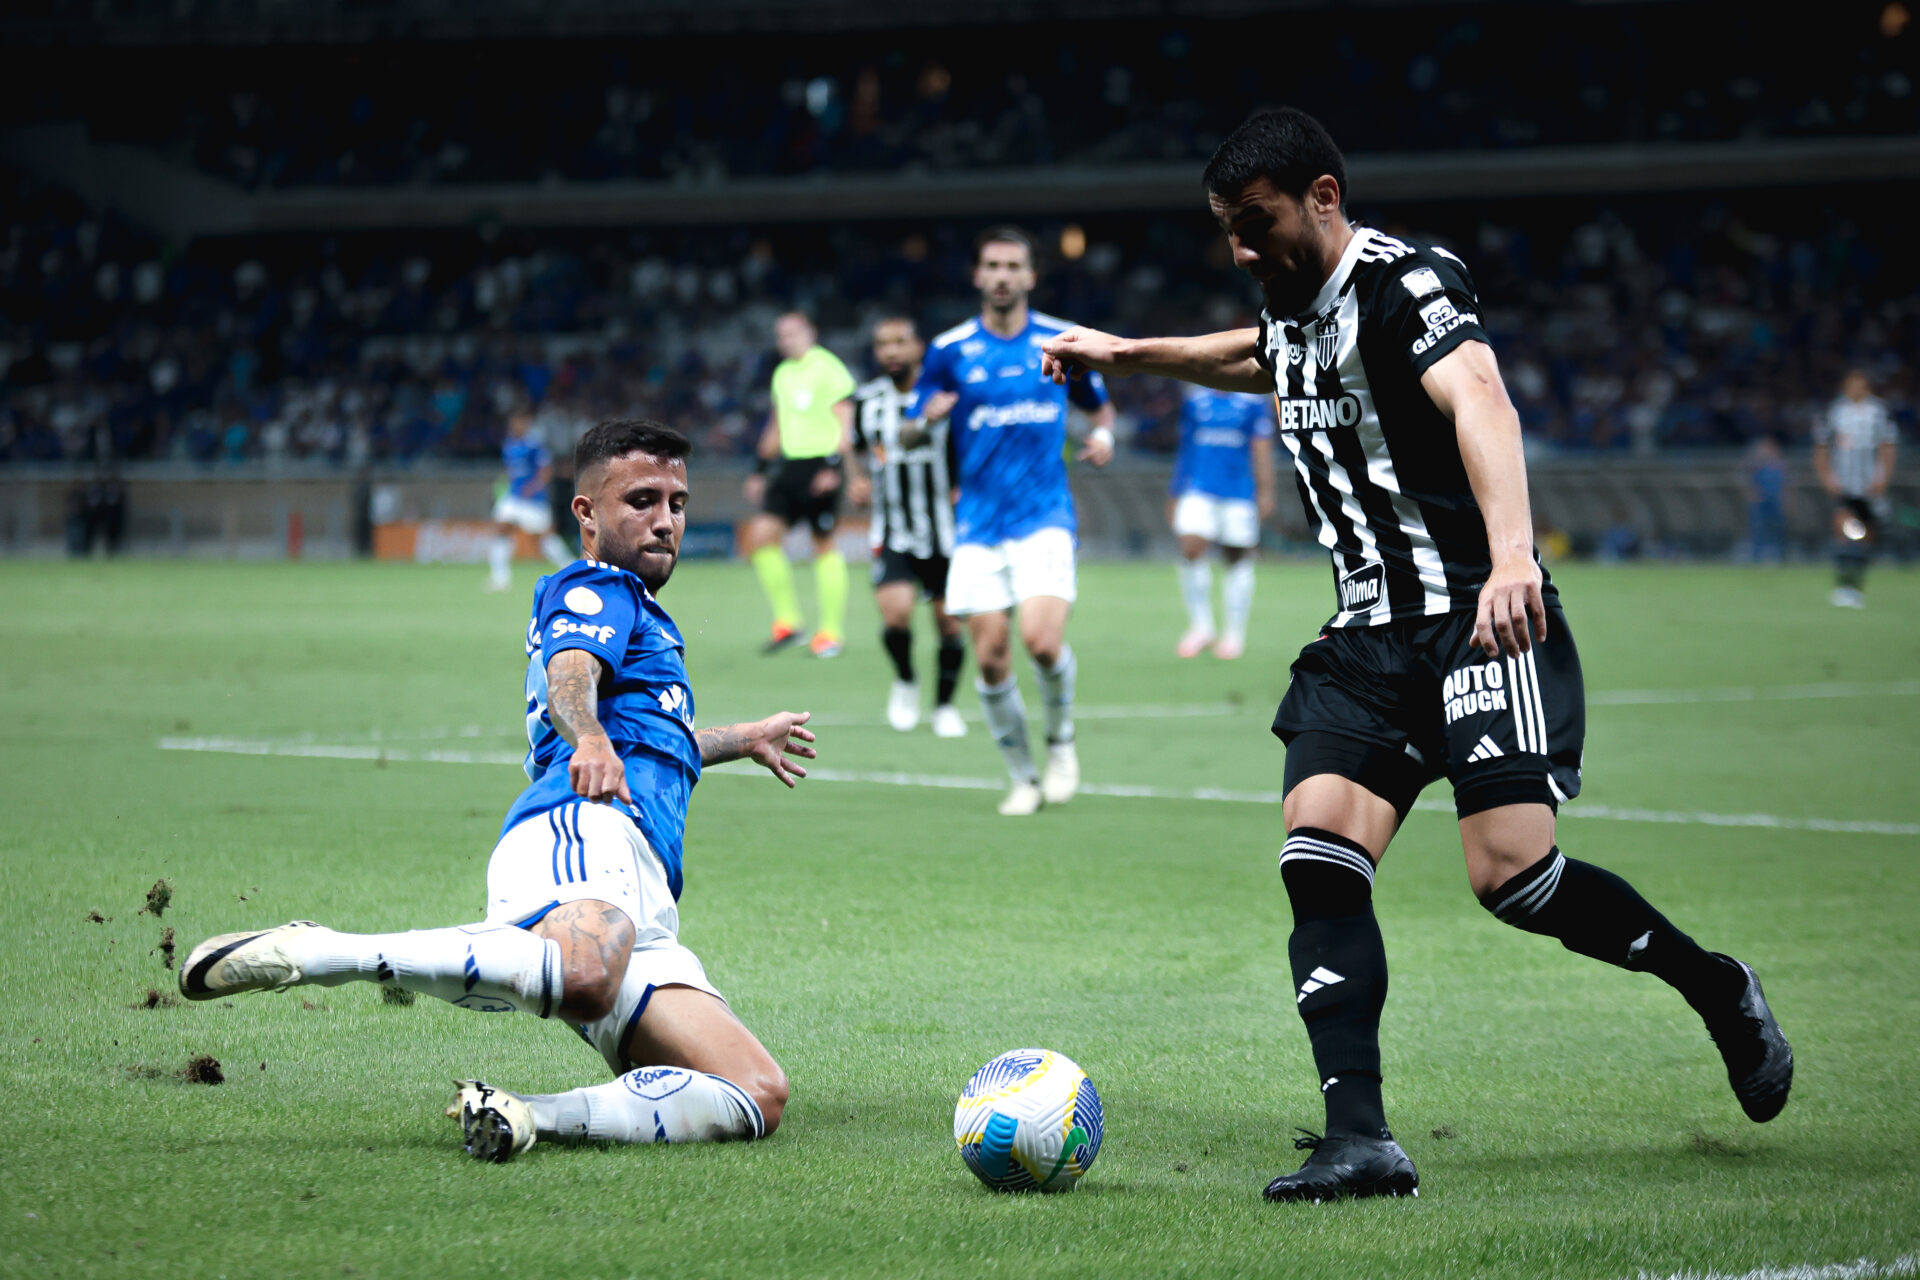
[1172,493,1260,548]
[485,801,721,1072]
[492,493,554,535]
[944,526,1078,616]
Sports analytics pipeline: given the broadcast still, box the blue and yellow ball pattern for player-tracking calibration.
[954,1048,1104,1192]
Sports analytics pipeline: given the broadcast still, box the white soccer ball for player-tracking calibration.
[954,1048,1104,1192]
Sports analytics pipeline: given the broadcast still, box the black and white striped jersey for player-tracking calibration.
[1814,395,1897,497]
[852,375,956,559]
[1253,225,1555,628]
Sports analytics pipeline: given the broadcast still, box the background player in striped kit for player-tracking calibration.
[1168,382,1277,659]
[488,407,574,591]
[1814,368,1899,608]
[849,316,968,737]
[1043,107,1791,1203]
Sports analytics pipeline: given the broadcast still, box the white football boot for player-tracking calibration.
[178,921,323,1000]
[887,681,921,732]
[449,1080,537,1162]
[1042,741,1081,806]
[997,780,1045,816]
[930,703,969,738]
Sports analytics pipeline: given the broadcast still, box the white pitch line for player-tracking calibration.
[276,680,1920,742]
[155,737,1920,836]
[1633,1252,1919,1280]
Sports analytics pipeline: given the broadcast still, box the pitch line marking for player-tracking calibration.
[154,737,1920,836]
[272,679,1920,742]
[1631,1252,1918,1280]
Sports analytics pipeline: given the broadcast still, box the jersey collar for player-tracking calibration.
[1286,225,1373,323]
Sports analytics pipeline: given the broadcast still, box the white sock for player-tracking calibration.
[1178,558,1214,633]
[488,535,513,586]
[976,676,1038,784]
[539,532,572,567]
[1222,559,1255,640]
[524,1068,765,1143]
[1034,643,1076,746]
[295,923,562,1018]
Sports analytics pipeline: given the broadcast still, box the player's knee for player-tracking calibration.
[1023,634,1061,668]
[1465,840,1546,900]
[745,1064,790,1136]
[558,955,621,1023]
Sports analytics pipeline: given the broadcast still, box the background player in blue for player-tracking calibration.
[1169,383,1277,660]
[180,419,821,1161]
[913,227,1115,816]
[488,407,573,591]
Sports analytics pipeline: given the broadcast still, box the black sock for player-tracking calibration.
[1281,828,1389,1138]
[882,626,914,682]
[1835,550,1867,590]
[935,635,966,706]
[1481,848,1743,1012]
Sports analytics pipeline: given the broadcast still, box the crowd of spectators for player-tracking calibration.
[2,162,1914,469]
[23,5,1918,189]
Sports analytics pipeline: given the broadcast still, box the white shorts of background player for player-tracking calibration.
[492,492,555,535]
[944,525,1077,616]
[486,801,722,1074]
[1172,492,1261,549]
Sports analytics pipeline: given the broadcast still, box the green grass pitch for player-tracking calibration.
[1,555,1916,1279]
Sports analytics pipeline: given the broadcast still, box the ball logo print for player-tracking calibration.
[954,1049,1103,1192]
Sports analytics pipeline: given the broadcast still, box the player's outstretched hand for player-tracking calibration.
[919,391,959,423]
[1039,327,1124,385]
[847,471,871,506]
[747,711,817,788]
[1075,432,1114,466]
[1472,560,1548,658]
[570,734,633,805]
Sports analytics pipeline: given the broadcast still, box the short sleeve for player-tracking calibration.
[912,343,955,403]
[1068,368,1110,412]
[536,564,639,672]
[823,351,857,402]
[1251,313,1277,374]
[1374,248,1491,378]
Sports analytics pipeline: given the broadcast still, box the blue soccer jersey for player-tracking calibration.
[913,311,1110,546]
[503,435,551,500]
[1170,386,1275,502]
[500,559,700,899]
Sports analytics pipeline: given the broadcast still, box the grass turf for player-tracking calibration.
[0,556,1915,1279]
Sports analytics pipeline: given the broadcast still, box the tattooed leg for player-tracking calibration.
[531,899,636,1025]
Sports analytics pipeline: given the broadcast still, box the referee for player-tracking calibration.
[1814,368,1899,608]
[849,317,968,738]
[744,311,858,657]
[1041,107,1791,1203]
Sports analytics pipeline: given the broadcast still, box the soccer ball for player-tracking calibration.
[954,1048,1104,1192]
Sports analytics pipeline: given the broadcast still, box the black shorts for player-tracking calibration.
[763,457,842,538]
[1274,607,1586,821]
[872,547,950,600]
[1837,496,1881,535]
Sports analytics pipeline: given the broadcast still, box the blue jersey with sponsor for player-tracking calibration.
[1170,386,1274,502]
[913,311,1109,546]
[503,435,550,501]
[500,559,700,899]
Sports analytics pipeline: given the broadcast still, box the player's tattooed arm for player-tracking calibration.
[697,712,818,788]
[1040,327,1272,394]
[548,649,630,803]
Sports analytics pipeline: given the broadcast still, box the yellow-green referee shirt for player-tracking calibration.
[770,345,857,459]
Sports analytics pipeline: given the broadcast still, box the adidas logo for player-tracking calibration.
[1297,966,1345,1004]
[1464,735,1503,763]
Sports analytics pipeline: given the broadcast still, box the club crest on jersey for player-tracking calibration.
[1314,318,1340,368]
[1337,562,1385,613]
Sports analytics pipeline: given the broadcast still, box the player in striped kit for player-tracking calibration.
[1814,369,1899,608]
[1043,107,1791,1203]
[1168,383,1277,659]
[850,317,969,737]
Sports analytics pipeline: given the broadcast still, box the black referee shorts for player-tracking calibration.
[1274,606,1586,821]
[763,457,842,538]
